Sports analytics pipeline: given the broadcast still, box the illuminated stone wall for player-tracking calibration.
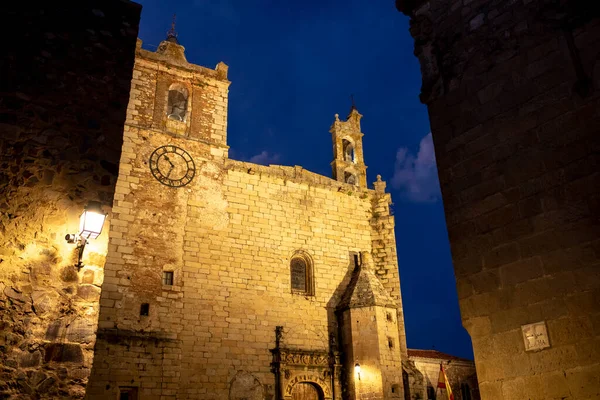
[407,350,479,400]
[0,1,140,398]
[397,0,600,398]
[85,39,407,399]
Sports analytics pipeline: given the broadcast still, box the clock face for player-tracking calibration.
[149,145,196,187]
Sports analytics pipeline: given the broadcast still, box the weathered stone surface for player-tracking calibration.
[81,270,95,284]
[76,285,101,302]
[18,351,41,368]
[0,1,141,398]
[229,371,264,400]
[66,319,96,344]
[44,343,84,363]
[399,0,600,398]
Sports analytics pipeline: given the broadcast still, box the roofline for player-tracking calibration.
[407,349,474,364]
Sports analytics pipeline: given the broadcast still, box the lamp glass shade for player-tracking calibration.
[79,204,106,239]
[354,363,361,374]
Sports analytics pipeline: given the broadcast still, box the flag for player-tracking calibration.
[437,363,454,400]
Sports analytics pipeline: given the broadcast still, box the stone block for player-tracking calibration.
[565,364,600,398]
[483,241,521,269]
[77,284,101,302]
[499,256,543,286]
[44,343,84,363]
[469,269,500,294]
[19,350,42,368]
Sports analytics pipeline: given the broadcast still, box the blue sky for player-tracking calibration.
[136,0,474,359]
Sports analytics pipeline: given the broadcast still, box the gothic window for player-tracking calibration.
[167,84,188,121]
[345,171,357,185]
[343,139,355,162]
[290,252,313,295]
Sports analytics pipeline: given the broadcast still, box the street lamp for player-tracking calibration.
[354,363,361,381]
[65,201,107,268]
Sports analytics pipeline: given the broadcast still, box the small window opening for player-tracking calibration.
[140,303,150,316]
[427,386,436,400]
[119,387,138,400]
[388,337,394,349]
[343,139,355,163]
[391,384,400,393]
[461,383,471,400]
[387,312,393,322]
[344,171,357,185]
[162,271,174,286]
[167,85,188,121]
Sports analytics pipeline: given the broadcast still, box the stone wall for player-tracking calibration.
[0,2,140,398]
[407,351,479,400]
[86,39,406,399]
[397,0,600,398]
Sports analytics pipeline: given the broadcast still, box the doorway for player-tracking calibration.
[291,382,324,400]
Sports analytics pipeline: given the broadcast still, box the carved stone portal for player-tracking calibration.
[271,348,339,400]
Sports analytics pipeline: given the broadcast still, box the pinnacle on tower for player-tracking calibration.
[330,99,368,188]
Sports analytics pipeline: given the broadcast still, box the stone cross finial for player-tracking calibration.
[166,14,179,43]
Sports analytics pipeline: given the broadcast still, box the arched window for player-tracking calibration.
[343,139,355,162]
[290,252,313,295]
[344,171,357,185]
[167,84,188,121]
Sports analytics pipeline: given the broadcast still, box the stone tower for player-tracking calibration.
[330,106,368,188]
[337,252,405,400]
[397,0,600,398]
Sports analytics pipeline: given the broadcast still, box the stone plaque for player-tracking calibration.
[521,321,550,351]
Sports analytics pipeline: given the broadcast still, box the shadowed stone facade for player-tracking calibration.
[397,0,600,398]
[0,1,141,398]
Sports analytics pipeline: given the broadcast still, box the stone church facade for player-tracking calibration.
[83,34,409,399]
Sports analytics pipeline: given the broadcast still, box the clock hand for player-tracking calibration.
[164,155,175,168]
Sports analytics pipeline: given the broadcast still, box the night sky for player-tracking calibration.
[135,0,474,360]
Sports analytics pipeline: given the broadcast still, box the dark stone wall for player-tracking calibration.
[0,2,140,398]
[398,0,599,398]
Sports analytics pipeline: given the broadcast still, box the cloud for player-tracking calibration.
[391,133,441,203]
[248,151,281,166]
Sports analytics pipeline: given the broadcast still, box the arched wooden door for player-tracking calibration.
[291,382,323,400]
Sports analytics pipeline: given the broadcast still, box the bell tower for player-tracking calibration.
[330,103,368,188]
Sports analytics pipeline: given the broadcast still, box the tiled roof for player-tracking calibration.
[407,349,474,363]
